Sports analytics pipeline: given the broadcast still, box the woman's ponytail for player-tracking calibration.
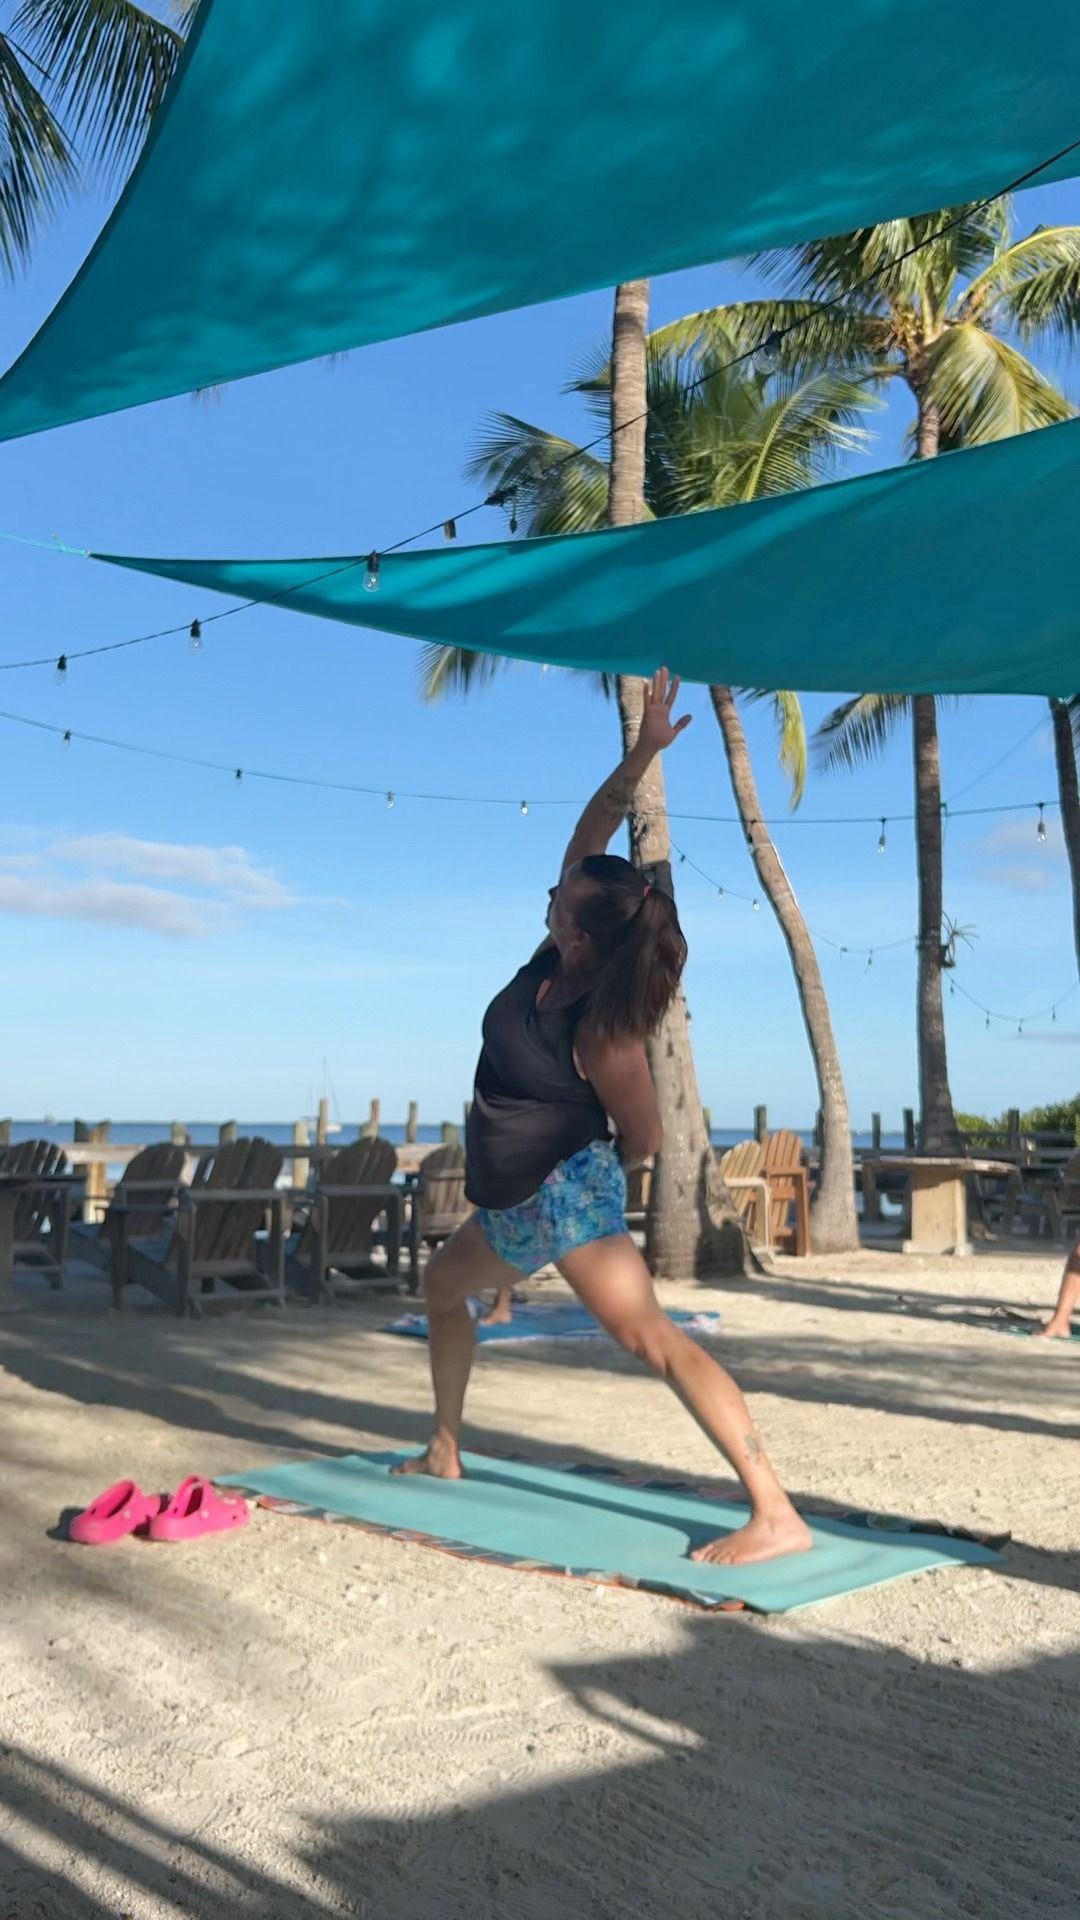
[572,855,688,1043]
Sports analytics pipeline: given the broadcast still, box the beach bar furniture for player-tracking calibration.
[0,1141,83,1303]
[761,1131,812,1257]
[70,1142,186,1307]
[862,1153,1015,1256]
[718,1140,772,1253]
[125,1137,286,1316]
[408,1143,470,1289]
[286,1135,403,1301]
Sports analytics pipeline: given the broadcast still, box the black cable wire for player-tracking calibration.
[1,131,1078,677]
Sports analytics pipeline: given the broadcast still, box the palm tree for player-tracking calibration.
[423,319,879,1255]
[0,0,186,275]
[672,200,1080,1151]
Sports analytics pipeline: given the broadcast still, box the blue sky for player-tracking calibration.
[0,153,1078,1129]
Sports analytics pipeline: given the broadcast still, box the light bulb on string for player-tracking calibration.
[363,552,380,594]
[520,800,528,816]
[752,898,761,912]
[189,619,203,654]
[877,818,887,855]
[62,729,72,749]
[754,330,783,375]
[234,768,243,786]
[1037,802,1047,843]
[54,654,67,686]
[866,951,874,971]
[1052,1006,1058,1023]
[386,791,395,809]
[1018,1020,1024,1036]
[986,1015,991,1030]
[717,885,724,898]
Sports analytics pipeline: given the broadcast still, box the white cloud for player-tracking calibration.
[976,815,1064,892]
[48,834,294,908]
[0,872,219,938]
[0,832,301,939]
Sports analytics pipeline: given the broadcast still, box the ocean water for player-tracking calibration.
[7,1120,907,1153]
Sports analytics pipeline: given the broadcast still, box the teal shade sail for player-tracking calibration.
[94,421,1080,697]
[1,0,1079,442]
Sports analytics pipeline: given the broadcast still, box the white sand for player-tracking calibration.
[1,1242,1077,1918]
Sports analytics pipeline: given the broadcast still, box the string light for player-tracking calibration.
[754,330,783,375]
[54,654,67,685]
[363,552,380,594]
[62,729,71,749]
[878,818,887,855]
[1037,802,1047,843]
[188,619,203,653]
[443,520,457,541]
[752,898,761,912]
[386,791,395,809]
[520,800,529,816]
[234,768,243,785]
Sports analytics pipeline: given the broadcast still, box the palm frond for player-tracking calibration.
[647,300,888,382]
[962,224,1080,350]
[465,412,609,535]
[755,203,1008,311]
[14,0,185,179]
[925,324,1074,445]
[0,31,70,272]
[418,643,514,703]
[744,689,807,804]
[815,693,911,772]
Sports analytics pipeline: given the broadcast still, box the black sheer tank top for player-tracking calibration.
[465,947,610,1209]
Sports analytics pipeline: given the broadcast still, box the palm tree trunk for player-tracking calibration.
[1049,698,1080,982]
[910,390,960,1154]
[913,694,959,1153]
[608,282,743,1278]
[710,685,859,1251]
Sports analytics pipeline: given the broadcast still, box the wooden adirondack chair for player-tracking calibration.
[761,1130,812,1256]
[717,1140,770,1251]
[287,1135,402,1301]
[408,1144,471,1290]
[0,1139,76,1286]
[70,1142,187,1306]
[125,1137,286,1317]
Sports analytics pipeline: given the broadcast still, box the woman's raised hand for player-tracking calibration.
[638,668,692,754]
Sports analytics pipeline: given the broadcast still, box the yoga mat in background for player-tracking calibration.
[219,1451,1001,1614]
[383,1304,722,1345]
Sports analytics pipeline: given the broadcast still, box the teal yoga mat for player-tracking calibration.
[383,1304,722,1344]
[219,1451,1000,1613]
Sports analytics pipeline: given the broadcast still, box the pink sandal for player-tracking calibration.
[69,1481,164,1546]
[147,1475,248,1542]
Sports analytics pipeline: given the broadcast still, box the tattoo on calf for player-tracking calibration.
[743,1432,763,1462]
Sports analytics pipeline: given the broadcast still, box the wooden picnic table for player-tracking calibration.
[861,1155,1015,1257]
[0,1171,84,1309]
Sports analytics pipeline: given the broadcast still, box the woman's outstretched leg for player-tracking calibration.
[394,1216,520,1478]
[559,1235,811,1566]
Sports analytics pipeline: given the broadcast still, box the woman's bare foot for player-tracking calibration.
[691,1505,813,1567]
[391,1433,464,1479]
[1034,1319,1074,1340]
[477,1290,514,1328]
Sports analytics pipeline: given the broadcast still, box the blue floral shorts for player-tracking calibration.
[476,1140,628,1276]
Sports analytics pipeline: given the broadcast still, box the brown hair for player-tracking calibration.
[570,854,687,1043]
